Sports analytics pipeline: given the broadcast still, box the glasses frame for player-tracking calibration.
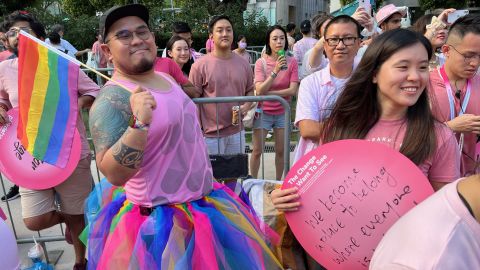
[324,36,358,47]
[105,28,152,44]
[5,27,32,38]
[448,44,480,63]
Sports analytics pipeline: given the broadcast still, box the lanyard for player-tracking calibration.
[437,67,471,120]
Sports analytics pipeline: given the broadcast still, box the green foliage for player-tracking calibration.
[419,0,468,11]
[6,0,269,57]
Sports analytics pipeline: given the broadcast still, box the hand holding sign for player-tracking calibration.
[0,108,81,189]
[283,140,434,270]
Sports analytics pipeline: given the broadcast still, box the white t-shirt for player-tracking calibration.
[370,179,480,270]
[45,38,78,57]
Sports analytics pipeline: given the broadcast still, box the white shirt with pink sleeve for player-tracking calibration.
[370,179,480,270]
[293,64,349,162]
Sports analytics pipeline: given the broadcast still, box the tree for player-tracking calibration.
[419,0,468,11]
[0,0,38,15]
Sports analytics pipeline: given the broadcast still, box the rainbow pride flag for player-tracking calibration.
[17,31,80,168]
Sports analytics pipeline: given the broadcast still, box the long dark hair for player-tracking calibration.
[166,35,192,75]
[265,25,288,55]
[321,29,435,165]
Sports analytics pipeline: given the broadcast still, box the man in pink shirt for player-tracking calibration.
[292,20,317,66]
[294,15,362,162]
[429,14,480,177]
[189,15,254,154]
[370,175,480,270]
[0,11,99,270]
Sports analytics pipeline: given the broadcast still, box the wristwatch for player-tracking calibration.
[129,114,150,131]
[270,71,277,79]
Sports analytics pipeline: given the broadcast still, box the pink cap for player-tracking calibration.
[375,4,407,26]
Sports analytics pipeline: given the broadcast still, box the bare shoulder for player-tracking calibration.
[89,85,132,153]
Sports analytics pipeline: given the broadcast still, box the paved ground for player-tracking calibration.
[1,152,295,269]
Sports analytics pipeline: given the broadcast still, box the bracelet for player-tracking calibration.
[270,71,277,78]
[129,114,150,131]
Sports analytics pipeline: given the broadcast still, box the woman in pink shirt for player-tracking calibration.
[251,25,299,180]
[232,35,251,64]
[271,29,460,212]
[165,35,192,76]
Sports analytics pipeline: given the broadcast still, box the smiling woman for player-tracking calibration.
[272,29,461,217]
[320,28,460,190]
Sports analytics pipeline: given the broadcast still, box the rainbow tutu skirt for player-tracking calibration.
[82,180,282,270]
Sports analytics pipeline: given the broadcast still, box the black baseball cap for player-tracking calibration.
[100,4,149,43]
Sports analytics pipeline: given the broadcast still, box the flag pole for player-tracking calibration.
[19,31,131,91]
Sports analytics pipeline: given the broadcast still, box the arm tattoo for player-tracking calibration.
[111,129,144,169]
[89,85,132,154]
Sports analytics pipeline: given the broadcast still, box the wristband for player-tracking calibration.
[129,114,150,131]
[270,71,277,79]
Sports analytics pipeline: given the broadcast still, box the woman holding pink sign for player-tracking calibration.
[272,29,460,211]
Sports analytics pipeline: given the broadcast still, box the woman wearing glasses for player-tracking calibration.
[273,29,460,212]
[250,25,299,180]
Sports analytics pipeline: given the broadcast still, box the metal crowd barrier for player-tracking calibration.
[193,95,292,179]
[0,94,294,266]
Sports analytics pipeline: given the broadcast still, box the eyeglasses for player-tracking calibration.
[5,27,32,38]
[325,37,358,47]
[105,28,152,44]
[449,44,480,63]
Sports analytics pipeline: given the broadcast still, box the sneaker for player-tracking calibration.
[1,185,20,202]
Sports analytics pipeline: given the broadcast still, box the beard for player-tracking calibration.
[130,57,154,74]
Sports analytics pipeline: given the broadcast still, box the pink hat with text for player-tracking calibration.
[375,4,407,25]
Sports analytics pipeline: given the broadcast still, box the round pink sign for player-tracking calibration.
[283,139,434,270]
[0,108,81,189]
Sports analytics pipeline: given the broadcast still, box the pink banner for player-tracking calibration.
[283,139,434,270]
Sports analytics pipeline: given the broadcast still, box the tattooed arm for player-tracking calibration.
[89,85,156,186]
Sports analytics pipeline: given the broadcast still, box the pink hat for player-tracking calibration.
[375,4,407,26]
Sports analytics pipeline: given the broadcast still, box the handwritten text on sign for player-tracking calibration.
[283,140,434,270]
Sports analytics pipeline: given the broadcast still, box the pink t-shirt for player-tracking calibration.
[153,57,188,85]
[292,37,317,65]
[233,50,251,64]
[206,38,214,53]
[254,55,299,115]
[365,118,460,183]
[429,69,480,176]
[370,179,480,270]
[0,58,99,159]
[104,74,213,206]
[91,41,107,68]
[0,50,13,62]
[189,53,254,137]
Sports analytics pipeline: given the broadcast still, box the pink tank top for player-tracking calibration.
[106,73,213,206]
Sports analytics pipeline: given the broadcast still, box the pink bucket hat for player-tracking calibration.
[375,4,407,25]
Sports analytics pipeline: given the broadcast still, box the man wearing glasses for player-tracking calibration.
[294,15,361,162]
[430,14,480,177]
[0,11,99,270]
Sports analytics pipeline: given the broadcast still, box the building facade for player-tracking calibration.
[246,0,330,26]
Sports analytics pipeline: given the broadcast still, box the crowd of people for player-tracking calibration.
[0,2,479,270]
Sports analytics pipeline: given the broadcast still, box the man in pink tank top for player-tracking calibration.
[85,5,282,269]
[429,14,480,176]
